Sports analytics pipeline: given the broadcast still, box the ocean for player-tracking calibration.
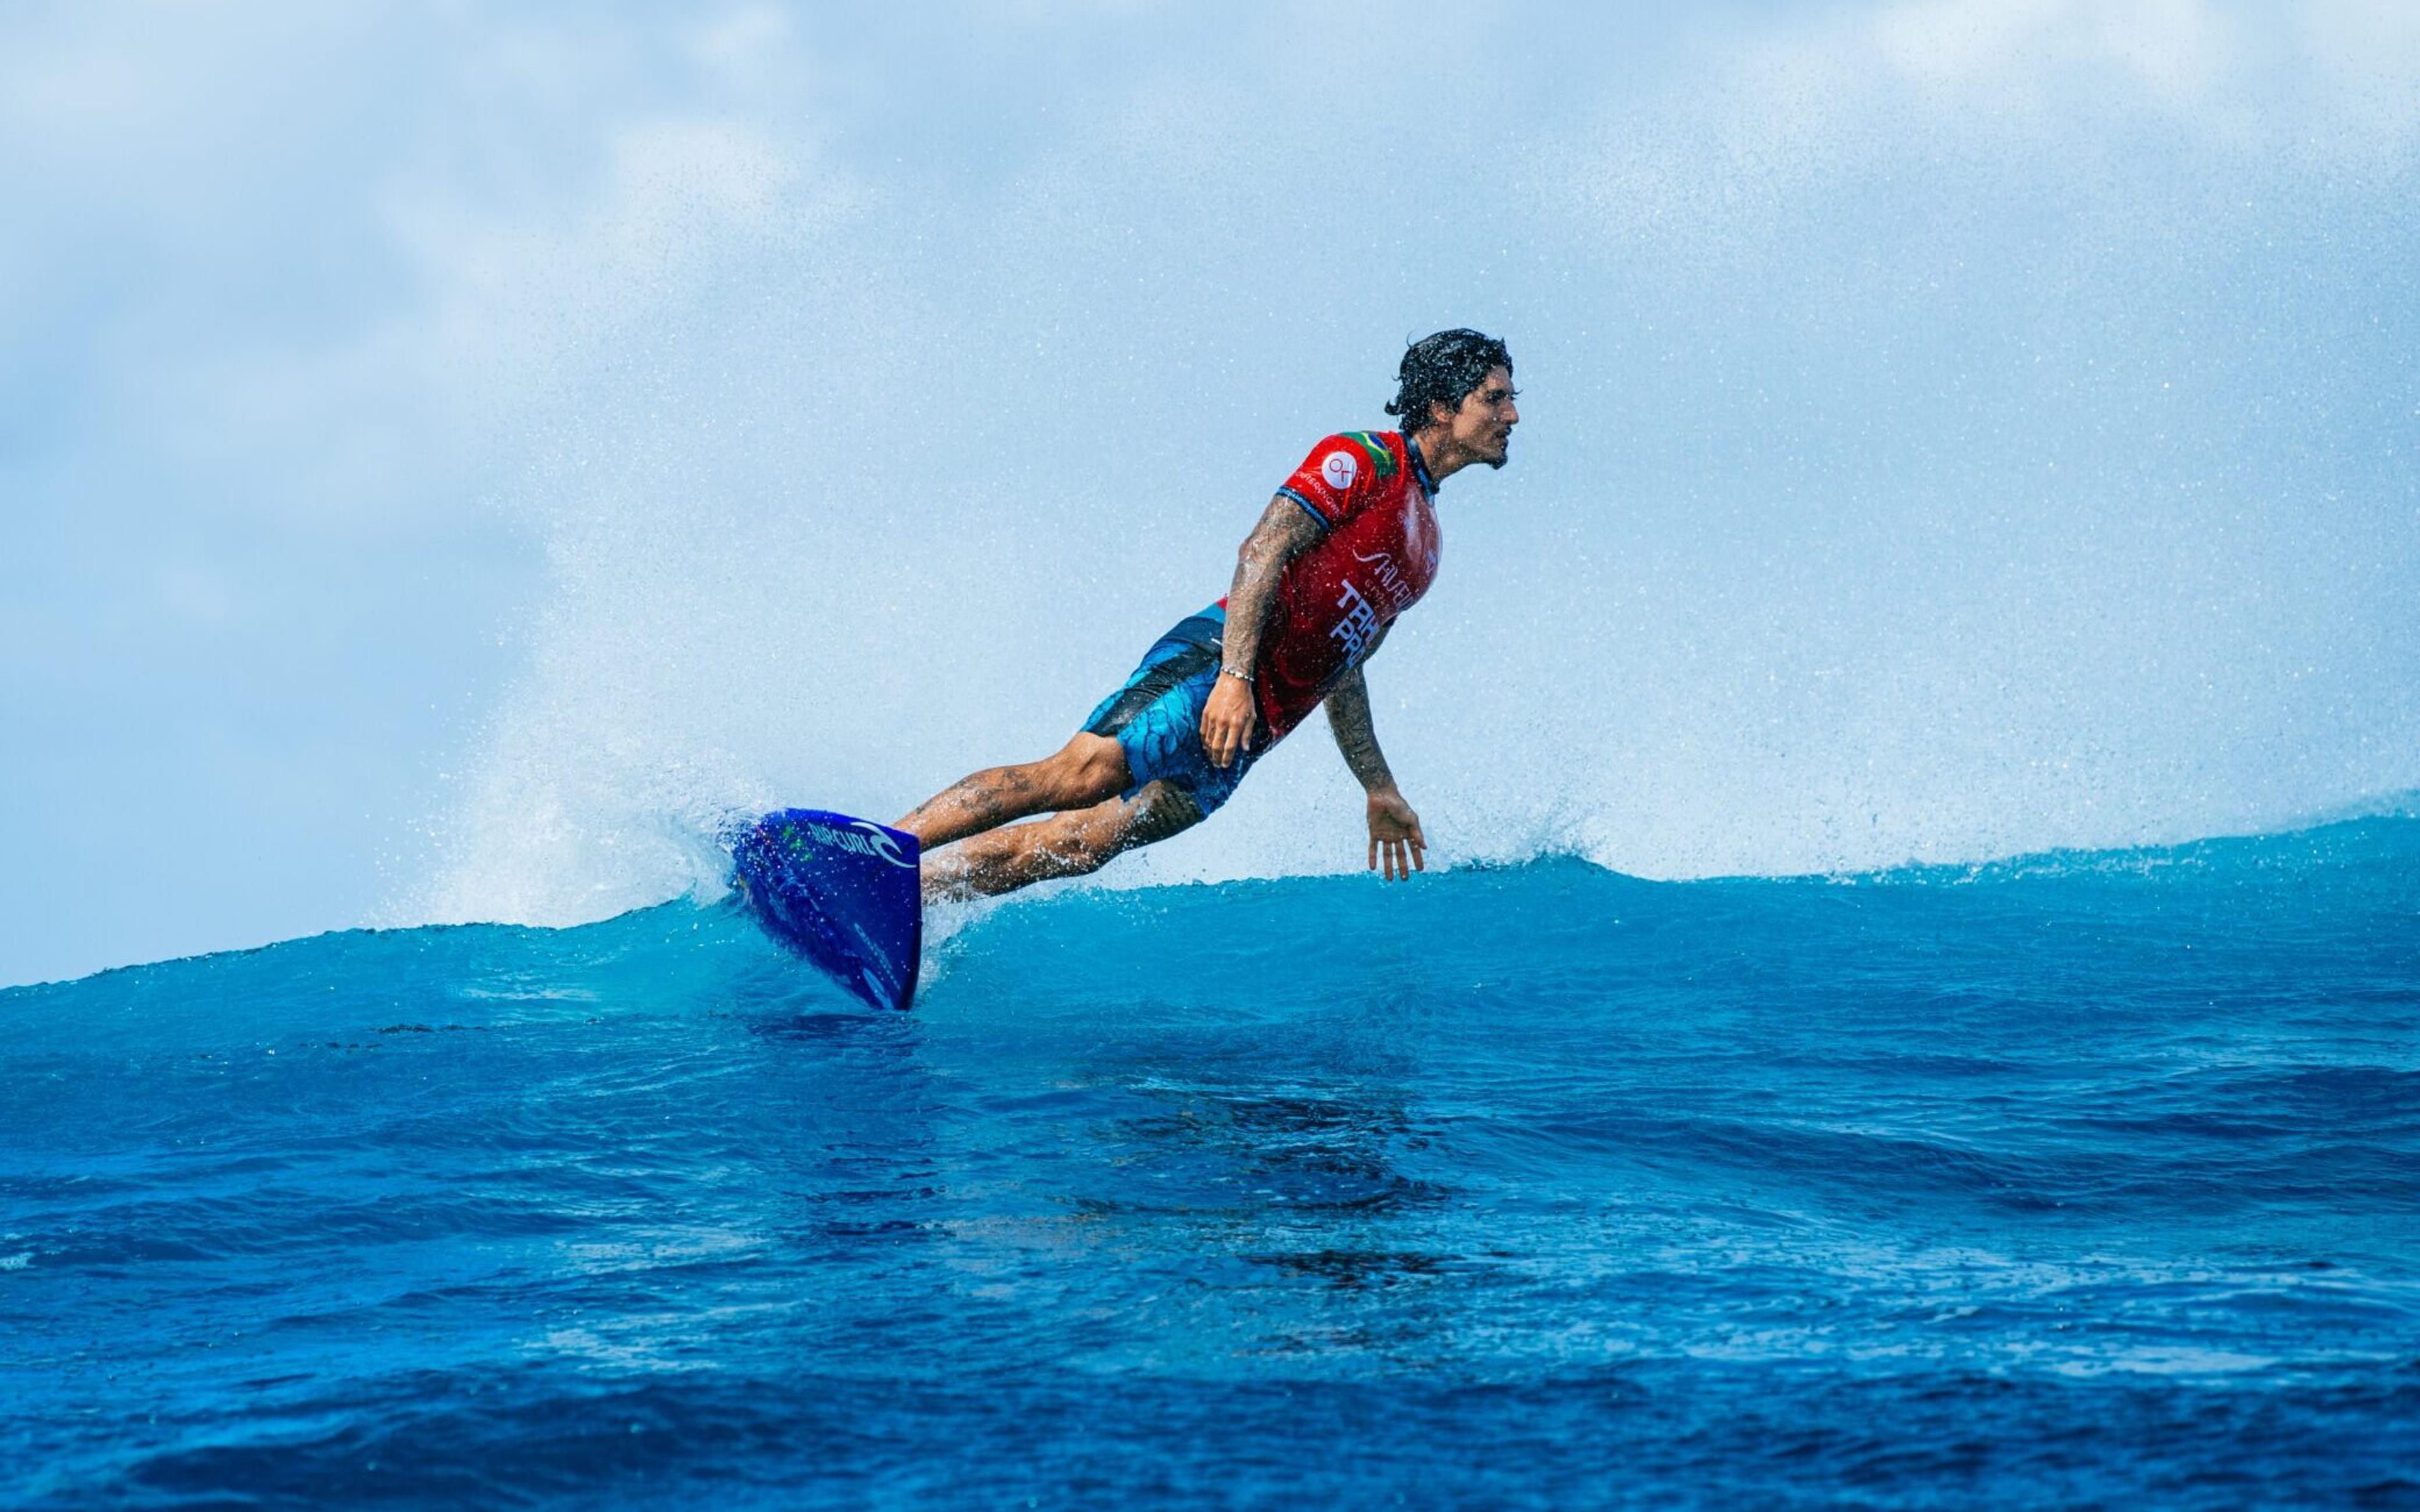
[11,1,2420,1504]
[6,811,2416,1507]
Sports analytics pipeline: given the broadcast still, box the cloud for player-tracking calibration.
[1874,0,2237,102]
[5,1,2416,979]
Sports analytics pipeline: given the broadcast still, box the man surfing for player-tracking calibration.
[896,328,1518,901]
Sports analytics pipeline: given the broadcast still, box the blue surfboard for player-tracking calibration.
[731,809,923,1011]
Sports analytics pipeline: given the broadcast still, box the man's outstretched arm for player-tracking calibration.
[1200,496,1323,768]
[1326,665,1426,881]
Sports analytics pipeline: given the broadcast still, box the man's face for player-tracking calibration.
[1438,365,1519,469]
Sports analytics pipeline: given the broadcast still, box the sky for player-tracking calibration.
[4,0,2417,987]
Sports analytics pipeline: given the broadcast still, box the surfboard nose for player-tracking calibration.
[732,809,924,1011]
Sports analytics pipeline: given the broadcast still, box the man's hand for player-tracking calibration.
[1367,788,1426,881]
[1206,498,1321,770]
[1199,673,1257,769]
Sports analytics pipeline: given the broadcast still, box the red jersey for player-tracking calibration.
[1233,430,1443,742]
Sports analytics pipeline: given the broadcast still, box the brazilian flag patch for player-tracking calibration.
[1345,431,1398,478]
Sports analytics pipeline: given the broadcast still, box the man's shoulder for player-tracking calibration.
[1279,430,1407,524]
[1289,430,1403,488]
[1316,430,1403,476]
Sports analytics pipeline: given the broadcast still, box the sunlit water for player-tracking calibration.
[6,812,2417,1506]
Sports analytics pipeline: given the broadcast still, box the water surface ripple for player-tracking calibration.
[6,818,2418,1507]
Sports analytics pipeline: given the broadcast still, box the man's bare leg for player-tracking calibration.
[921,780,1204,902]
[894,733,1133,852]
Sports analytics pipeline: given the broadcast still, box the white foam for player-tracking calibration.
[403,3,2420,926]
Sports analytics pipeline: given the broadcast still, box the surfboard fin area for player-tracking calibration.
[731,810,924,1011]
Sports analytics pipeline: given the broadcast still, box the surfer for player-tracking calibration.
[897,329,1518,900]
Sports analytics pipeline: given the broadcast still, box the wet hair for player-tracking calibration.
[1386,328,1512,436]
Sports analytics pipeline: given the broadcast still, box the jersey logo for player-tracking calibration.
[1328,578,1380,664]
[1352,547,1413,610]
[1320,450,1359,491]
[1345,431,1398,478]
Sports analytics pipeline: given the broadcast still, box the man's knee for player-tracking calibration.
[1126,779,1204,846]
[1042,735,1131,808]
[947,780,1197,898]
[1059,782,1199,874]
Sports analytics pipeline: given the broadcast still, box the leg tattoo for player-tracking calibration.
[895,735,1131,852]
[920,781,1203,902]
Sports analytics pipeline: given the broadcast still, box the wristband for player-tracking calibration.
[1219,666,1253,684]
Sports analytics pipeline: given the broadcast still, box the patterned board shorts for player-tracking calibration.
[1081,605,1260,817]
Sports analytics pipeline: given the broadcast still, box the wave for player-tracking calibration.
[16,804,2415,1000]
[11,798,2414,1506]
[1799,792,2420,887]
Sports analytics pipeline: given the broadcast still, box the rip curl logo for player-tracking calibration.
[797,819,916,869]
[1320,449,1359,493]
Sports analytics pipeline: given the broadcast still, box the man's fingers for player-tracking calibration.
[1366,835,1422,879]
[1202,707,1253,770]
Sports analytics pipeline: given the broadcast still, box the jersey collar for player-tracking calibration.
[1406,433,1441,498]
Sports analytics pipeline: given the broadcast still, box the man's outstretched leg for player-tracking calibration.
[894,733,1133,853]
[918,779,1204,902]
[896,607,1238,901]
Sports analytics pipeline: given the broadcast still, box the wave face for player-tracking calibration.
[9,816,2417,1505]
[398,3,2420,931]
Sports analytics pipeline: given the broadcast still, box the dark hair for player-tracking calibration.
[1386,328,1512,435]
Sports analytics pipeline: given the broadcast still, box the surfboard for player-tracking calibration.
[731,809,923,1011]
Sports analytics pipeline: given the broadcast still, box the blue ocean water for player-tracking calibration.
[6,814,2417,1508]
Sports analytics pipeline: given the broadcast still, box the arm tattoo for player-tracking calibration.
[1325,666,1397,794]
[1220,496,1325,675]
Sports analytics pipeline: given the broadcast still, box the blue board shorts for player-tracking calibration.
[1082,605,1260,816]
